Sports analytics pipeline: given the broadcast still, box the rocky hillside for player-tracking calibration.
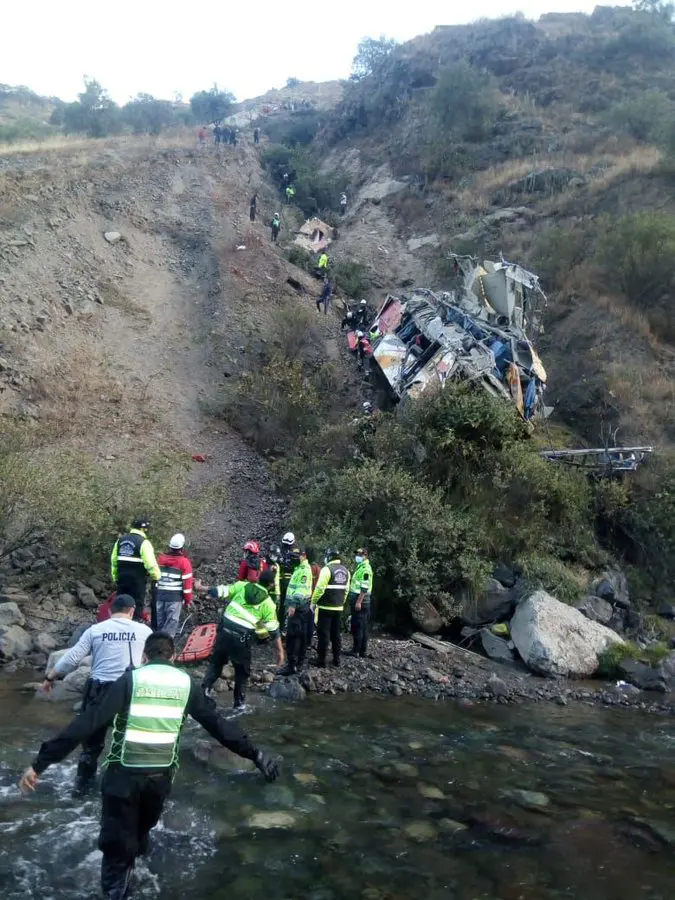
[313,5,675,448]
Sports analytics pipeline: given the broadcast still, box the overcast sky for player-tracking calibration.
[5,1,629,104]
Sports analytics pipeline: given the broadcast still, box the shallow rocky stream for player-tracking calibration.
[1,672,674,899]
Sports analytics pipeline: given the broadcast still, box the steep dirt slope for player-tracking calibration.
[0,136,344,576]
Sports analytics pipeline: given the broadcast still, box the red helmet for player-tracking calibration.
[243,540,260,554]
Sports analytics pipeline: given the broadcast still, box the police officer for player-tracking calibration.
[311,549,350,668]
[279,547,313,675]
[201,569,284,707]
[42,593,152,790]
[264,543,282,612]
[21,632,279,900]
[278,532,299,624]
[110,517,161,621]
[348,547,374,658]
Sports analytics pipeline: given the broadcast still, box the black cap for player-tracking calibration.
[132,516,150,530]
[111,593,136,613]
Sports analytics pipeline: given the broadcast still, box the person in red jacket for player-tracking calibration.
[154,533,194,637]
[238,540,264,582]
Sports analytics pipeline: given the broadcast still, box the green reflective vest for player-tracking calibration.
[350,560,373,604]
[217,581,280,638]
[318,253,328,269]
[112,663,191,769]
[286,559,312,608]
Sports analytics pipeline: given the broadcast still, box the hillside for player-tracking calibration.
[310,5,675,448]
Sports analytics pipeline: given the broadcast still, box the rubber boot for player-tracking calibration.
[101,856,134,900]
[277,662,298,676]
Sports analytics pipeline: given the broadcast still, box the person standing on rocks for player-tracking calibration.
[111,517,161,622]
[154,533,194,638]
[278,546,313,675]
[253,127,260,145]
[214,124,222,145]
[41,593,152,792]
[21,632,279,900]
[347,547,374,659]
[270,212,281,244]
[200,569,284,707]
[316,278,333,315]
[249,194,257,223]
[311,549,350,668]
[278,532,300,625]
[264,543,282,612]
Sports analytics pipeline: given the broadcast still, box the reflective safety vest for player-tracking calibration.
[156,565,184,603]
[217,581,280,639]
[318,253,328,269]
[113,664,191,769]
[350,560,373,605]
[286,560,312,608]
[315,561,350,611]
[272,216,281,229]
[116,531,144,567]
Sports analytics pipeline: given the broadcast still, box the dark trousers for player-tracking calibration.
[317,608,342,665]
[351,602,371,657]
[250,206,256,222]
[286,606,312,668]
[116,577,147,622]
[202,627,252,707]
[99,769,171,899]
[77,679,114,783]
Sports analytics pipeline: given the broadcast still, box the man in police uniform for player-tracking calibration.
[201,568,284,707]
[311,549,350,668]
[278,546,313,675]
[21,632,279,900]
[43,593,152,790]
[348,547,374,658]
[110,517,161,621]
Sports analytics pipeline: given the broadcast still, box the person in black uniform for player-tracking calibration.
[110,517,161,621]
[20,633,279,900]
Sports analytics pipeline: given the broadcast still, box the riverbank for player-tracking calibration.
[207,633,675,717]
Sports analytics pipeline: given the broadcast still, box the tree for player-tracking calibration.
[122,94,177,135]
[350,36,398,81]
[62,77,122,137]
[633,0,674,18]
[189,85,236,124]
[286,77,301,88]
[429,61,499,142]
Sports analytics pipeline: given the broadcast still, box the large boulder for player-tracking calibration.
[0,624,33,660]
[410,598,443,635]
[461,579,516,626]
[480,629,519,665]
[510,590,624,677]
[576,596,613,626]
[0,602,25,628]
[269,679,307,702]
[618,659,667,693]
[33,633,58,654]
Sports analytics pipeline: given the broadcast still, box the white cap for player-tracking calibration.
[169,533,186,550]
[360,299,367,305]
[282,531,295,545]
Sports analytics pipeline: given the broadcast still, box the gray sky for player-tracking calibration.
[6,0,628,104]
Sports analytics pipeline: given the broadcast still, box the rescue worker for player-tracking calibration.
[110,517,161,622]
[348,547,374,658]
[317,251,329,274]
[249,193,257,223]
[238,540,264,582]
[253,126,260,145]
[341,310,354,330]
[214,124,222,144]
[278,546,313,675]
[21,632,279,900]
[41,593,152,790]
[285,184,296,203]
[369,324,380,344]
[340,191,347,215]
[278,532,299,624]
[355,330,373,371]
[264,543,282,612]
[311,549,350,668]
[354,298,369,328]
[201,569,284,707]
[154,533,193,638]
[271,212,281,243]
[316,278,333,314]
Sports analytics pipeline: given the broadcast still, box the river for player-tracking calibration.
[0,673,674,899]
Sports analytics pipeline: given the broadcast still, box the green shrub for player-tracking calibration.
[332,259,371,298]
[429,61,500,143]
[517,553,587,604]
[285,245,312,270]
[533,225,589,290]
[595,212,675,337]
[606,90,672,142]
[597,639,670,677]
[263,145,340,217]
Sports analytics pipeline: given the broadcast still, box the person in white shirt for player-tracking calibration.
[43,593,152,790]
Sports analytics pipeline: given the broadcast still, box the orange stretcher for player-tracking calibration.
[175,623,217,664]
[347,330,358,351]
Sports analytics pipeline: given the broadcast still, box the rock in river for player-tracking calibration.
[269,679,307,701]
[510,590,624,677]
[247,811,296,829]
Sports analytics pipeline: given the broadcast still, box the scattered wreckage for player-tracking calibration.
[539,445,654,476]
[362,254,550,423]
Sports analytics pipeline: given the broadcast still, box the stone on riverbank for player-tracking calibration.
[0,602,25,628]
[0,624,33,660]
[269,679,307,701]
[510,590,624,677]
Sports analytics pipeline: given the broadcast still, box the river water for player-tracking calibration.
[1,674,674,900]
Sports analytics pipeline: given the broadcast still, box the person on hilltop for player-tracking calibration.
[110,517,161,622]
[271,212,281,244]
[21,632,279,900]
[41,593,152,792]
[200,569,285,708]
[153,533,194,638]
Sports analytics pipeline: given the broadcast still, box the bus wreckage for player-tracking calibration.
[365,255,550,422]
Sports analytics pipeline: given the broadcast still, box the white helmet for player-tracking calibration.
[356,330,364,338]
[282,531,295,545]
[169,533,186,550]
[359,299,367,306]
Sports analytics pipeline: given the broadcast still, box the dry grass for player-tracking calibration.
[453,144,662,213]
[0,130,196,159]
